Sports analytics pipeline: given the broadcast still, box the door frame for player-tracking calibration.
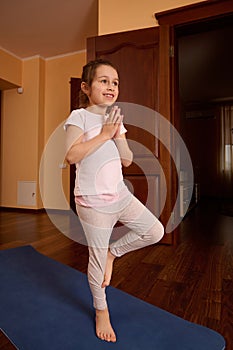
[69,77,81,213]
[155,0,233,26]
[155,0,233,235]
[155,0,233,129]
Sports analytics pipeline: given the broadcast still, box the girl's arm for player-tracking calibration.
[65,126,108,164]
[65,106,132,165]
[108,106,133,167]
[114,133,133,167]
[65,115,122,164]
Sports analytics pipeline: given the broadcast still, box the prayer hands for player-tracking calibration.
[102,106,123,139]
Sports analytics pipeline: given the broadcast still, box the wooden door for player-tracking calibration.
[84,0,233,245]
[87,27,176,244]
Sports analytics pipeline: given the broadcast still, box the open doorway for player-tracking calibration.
[176,14,233,202]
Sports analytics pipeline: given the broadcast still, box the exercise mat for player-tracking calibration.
[0,246,225,349]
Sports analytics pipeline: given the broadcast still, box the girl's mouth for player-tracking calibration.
[103,93,114,98]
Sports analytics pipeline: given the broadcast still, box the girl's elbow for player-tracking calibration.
[122,160,132,167]
[65,157,72,165]
[122,153,133,167]
[65,153,75,165]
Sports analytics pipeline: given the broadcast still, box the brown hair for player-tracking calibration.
[79,58,118,108]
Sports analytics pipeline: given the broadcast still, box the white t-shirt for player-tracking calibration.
[64,108,129,203]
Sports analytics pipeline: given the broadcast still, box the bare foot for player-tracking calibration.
[101,249,116,288]
[96,308,117,342]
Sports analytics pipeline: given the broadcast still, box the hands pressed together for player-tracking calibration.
[65,105,132,166]
[102,106,123,140]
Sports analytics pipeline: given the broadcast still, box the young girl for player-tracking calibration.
[64,59,164,343]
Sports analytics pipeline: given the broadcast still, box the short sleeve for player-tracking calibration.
[120,123,127,135]
[64,109,85,131]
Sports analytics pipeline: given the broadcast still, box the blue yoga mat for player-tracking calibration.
[0,246,225,350]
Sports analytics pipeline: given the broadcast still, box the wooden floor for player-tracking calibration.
[0,198,232,349]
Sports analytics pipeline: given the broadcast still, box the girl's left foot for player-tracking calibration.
[101,249,116,288]
[96,308,117,342]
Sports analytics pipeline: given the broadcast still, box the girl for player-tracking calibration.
[64,59,164,343]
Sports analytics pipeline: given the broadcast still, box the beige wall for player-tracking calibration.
[1,51,85,209]
[0,49,22,89]
[98,0,207,35]
[1,0,207,210]
[1,57,42,207]
[45,52,85,141]
[42,52,86,210]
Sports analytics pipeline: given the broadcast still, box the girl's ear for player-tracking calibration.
[81,82,89,95]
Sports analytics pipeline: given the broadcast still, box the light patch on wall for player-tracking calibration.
[17,181,36,206]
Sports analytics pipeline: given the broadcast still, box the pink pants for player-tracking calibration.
[76,194,164,310]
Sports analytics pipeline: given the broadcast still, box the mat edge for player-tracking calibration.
[0,328,19,350]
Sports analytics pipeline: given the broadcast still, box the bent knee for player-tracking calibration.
[149,220,164,244]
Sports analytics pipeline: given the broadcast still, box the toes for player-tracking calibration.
[106,333,116,342]
[105,334,111,342]
[97,332,105,341]
[111,334,117,342]
[97,331,116,342]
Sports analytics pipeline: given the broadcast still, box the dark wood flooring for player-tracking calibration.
[0,198,232,349]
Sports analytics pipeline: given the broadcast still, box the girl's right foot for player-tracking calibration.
[95,308,117,342]
[101,249,116,288]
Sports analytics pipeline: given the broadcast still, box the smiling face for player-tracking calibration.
[82,64,119,108]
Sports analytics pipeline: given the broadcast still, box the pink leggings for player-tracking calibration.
[76,194,164,310]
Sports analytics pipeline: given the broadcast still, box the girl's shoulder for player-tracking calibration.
[68,108,101,120]
[69,108,86,118]
[64,108,87,130]
[64,108,103,131]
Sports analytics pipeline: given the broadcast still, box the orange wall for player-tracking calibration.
[42,51,86,210]
[1,0,207,210]
[1,57,44,208]
[45,52,85,141]
[98,0,207,34]
[0,51,85,209]
[0,49,22,88]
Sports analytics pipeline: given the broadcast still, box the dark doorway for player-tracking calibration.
[176,14,233,200]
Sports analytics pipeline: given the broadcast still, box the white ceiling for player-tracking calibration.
[0,0,98,59]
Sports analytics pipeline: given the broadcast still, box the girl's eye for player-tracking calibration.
[99,79,119,87]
